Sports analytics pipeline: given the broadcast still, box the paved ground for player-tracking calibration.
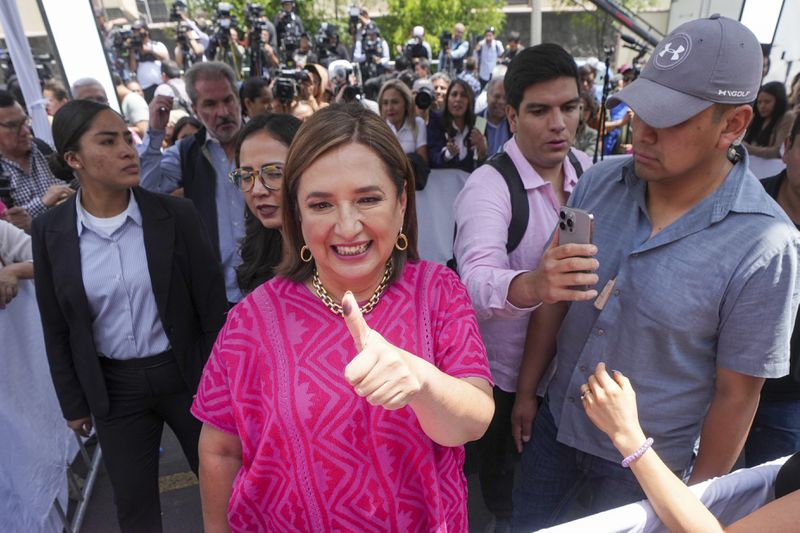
[68,427,495,532]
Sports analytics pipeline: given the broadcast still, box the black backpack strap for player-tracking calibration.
[487,152,528,254]
[567,149,584,178]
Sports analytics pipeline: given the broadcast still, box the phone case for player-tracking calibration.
[558,207,594,246]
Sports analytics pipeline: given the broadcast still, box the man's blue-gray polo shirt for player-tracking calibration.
[547,153,800,472]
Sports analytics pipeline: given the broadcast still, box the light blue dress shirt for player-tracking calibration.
[547,153,800,471]
[76,190,171,359]
[139,129,245,302]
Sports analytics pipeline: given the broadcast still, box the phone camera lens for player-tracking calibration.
[560,211,566,220]
[559,222,566,230]
[566,218,574,228]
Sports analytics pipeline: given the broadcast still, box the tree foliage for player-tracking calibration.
[379,0,506,57]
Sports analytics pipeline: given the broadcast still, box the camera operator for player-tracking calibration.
[314,24,349,68]
[349,8,373,43]
[244,4,278,79]
[403,26,432,61]
[274,0,305,66]
[129,21,170,102]
[206,5,245,80]
[353,23,389,87]
[171,1,207,69]
[499,31,522,65]
[327,59,379,113]
[271,68,309,114]
[294,33,318,68]
[438,23,470,76]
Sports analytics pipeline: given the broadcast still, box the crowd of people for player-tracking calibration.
[2,8,800,533]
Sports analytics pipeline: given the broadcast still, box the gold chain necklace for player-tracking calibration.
[312,260,393,317]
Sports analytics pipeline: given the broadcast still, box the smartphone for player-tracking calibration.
[474,115,487,135]
[558,207,594,290]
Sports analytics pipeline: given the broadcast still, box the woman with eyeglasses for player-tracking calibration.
[193,104,494,532]
[228,113,302,294]
[31,100,228,532]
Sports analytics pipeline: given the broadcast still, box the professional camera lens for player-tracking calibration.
[415,87,433,110]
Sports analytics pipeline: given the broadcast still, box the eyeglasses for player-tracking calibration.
[229,162,284,192]
[0,117,31,133]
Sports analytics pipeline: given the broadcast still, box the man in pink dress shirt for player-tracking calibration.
[453,43,597,531]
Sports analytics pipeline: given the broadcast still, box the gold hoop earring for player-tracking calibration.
[395,232,409,251]
[300,245,313,263]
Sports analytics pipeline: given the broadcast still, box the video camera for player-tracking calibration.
[277,10,302,53]
[317,23,335,47]
[212,3,237,43]
[415,86,433,110]
[439,30,452,51]
[274,68,310,105]
[169,0,188,22]
[348,6,360,36]
[404,38,427,60]
[329,59,362,102]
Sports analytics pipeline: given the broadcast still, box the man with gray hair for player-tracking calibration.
[70,78,109,105]
[478,77,510,155]
[139,61,245,304]
[512,15,800,530]
[438,22,470,75]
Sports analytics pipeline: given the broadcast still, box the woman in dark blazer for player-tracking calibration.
[427,78,488,172]
[32,100,228,533]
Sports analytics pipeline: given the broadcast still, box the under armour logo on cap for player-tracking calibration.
[654,33,692,69]
[660,43,685,61]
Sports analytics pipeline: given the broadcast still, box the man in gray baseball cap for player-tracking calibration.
[512,15,800,530]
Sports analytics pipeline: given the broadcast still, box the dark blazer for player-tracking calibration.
[426,111,479,173]
[31,187,228,421]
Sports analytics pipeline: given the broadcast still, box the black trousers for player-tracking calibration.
[466,386,517,519]
[94,351,201,533]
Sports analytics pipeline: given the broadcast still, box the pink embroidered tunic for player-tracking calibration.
[192,260,492,532]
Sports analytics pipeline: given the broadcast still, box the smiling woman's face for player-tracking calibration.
[296,142,406,298]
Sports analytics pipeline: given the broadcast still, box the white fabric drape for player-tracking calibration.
[0,0,53,145]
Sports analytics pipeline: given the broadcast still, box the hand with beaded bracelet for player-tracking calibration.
[581,363,800,532]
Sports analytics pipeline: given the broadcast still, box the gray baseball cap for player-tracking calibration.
[608,14,762,128]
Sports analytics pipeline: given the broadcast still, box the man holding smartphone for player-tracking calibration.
[452,44,595,531]
[512,15,800,531]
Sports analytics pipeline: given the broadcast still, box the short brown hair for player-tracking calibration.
[276,104,419,283]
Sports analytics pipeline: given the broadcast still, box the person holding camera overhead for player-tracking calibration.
[427,79,488,171]
[170,1,208,70]
[129,21,170,103]
[274,0,305,64]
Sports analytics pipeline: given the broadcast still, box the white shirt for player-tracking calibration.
[388,116,426,154]
[442,124,470,162]
[477,39,504,81]
[0,219,31,265]
[137,41,169,88]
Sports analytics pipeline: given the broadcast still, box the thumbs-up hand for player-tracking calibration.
[342,291,424,410]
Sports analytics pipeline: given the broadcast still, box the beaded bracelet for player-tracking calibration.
[621,437,654,468]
